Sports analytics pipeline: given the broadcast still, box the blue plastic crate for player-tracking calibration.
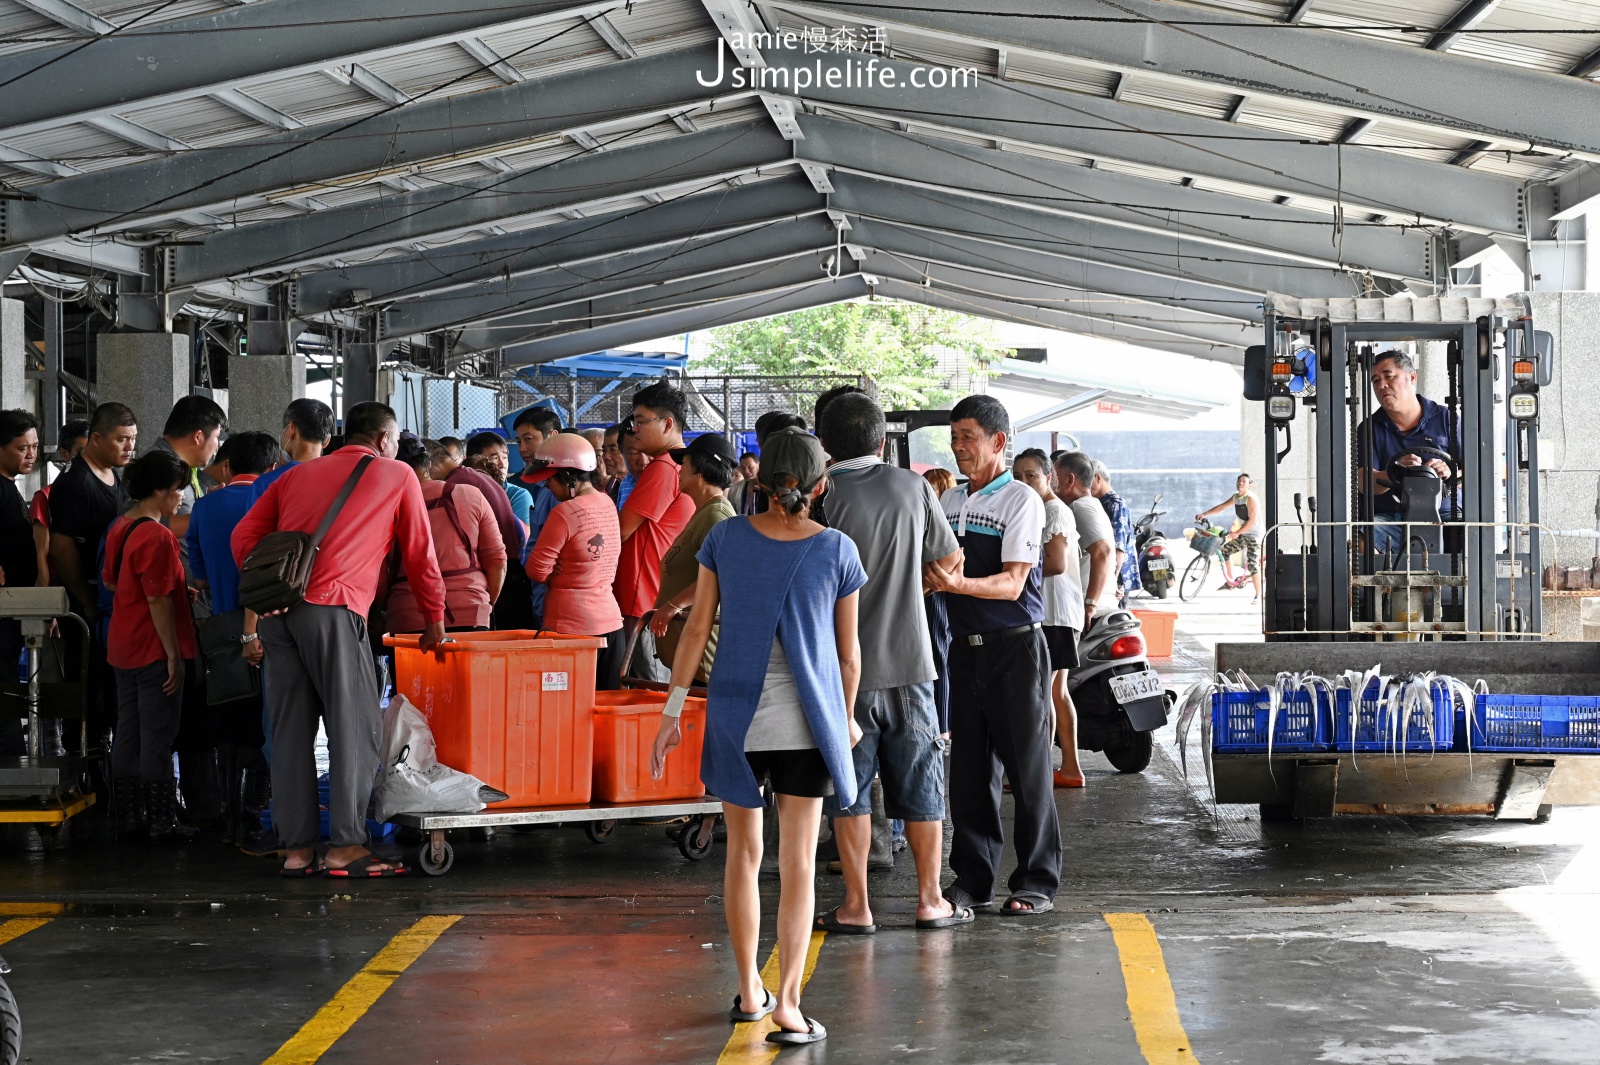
[1466,695,1600,753]
[258,773,397,842]
[1211,689,1331,753]
[1334,682,1454,752]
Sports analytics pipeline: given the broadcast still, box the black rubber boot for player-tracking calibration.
[216,745,241,845]
[144,778,198,843]
[114,776,145,840]
[177,748,224,828]
[236,764,279,856]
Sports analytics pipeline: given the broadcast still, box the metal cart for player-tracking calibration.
[390,797,723,875]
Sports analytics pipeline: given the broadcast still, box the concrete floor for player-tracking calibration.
[2,595,1599,1064]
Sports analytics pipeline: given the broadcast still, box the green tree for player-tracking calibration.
[698,299,999,411]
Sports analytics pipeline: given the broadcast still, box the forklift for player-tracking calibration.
[1212,298,1600,821]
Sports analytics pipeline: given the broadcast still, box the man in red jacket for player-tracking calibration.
[232,402,446,877]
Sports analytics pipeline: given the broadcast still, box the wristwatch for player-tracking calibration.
[238,632,260,644]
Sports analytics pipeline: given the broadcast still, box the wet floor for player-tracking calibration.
[3,609,1599,1063]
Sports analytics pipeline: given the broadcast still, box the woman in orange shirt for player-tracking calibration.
[103,451,198,842]
[525,433,625,688]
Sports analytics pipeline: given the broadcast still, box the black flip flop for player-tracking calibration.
[916,903,976,930]
[728,989,776,1023]
[325,855,407,878]
[278,862,323,878]
[766,1019,827,1046]
[1000,890,1054,916]
[944,886,996,913]
[814,907,876,935]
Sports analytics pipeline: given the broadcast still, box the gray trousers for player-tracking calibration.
[260,603,381,849]
[112,662,183,780]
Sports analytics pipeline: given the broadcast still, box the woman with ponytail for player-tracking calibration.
[650,427,866,1047]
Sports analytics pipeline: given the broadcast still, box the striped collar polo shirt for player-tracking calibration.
[939,470,1045,638]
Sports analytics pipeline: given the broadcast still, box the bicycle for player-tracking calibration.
[1179,520,1227,602]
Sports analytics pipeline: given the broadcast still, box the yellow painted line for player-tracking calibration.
[0,902,64,917]
[262,914,461,1065]
[716,931,827,1065]
[0,917,51,947]
[1105,913,1201,1065]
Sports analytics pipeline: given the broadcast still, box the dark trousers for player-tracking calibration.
[260,603,382,850]
[0,619,23,756]
[111,661,184,780]
[493,568,535,631]
[947,626,1061,901]
[596,627,626,691]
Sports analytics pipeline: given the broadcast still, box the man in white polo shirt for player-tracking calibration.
[924,395,1060,918]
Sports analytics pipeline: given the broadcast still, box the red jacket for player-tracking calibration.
[231,445,447,624]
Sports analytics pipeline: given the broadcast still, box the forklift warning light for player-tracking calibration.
[1509,392,1538,420]
[1271,360,1293,381]
[1267,394,1296,421]
[1513,359,1535,382]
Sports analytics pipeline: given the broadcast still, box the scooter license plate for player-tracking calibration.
[1148,560,1170,576]
[1109,669,1163,705]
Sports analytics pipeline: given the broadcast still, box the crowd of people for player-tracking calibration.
[0,379,1147,1044]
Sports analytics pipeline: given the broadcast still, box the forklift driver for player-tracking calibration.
[1358,351,1458,554]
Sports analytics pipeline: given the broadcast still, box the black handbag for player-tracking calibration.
[238,456,373,615]
[197,609,258,706]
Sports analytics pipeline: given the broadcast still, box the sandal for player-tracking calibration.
[1054,771,1086,789]
[728,989,776,1023]
[1001,890,1055,916]
[813,907,876,935]
[916,902,976,930]
[325,854,407,878]
[944,885,996,913]
[279,861,323,878]
[766,1019,827,1045]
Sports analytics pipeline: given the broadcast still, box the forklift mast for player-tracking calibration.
[1253,306,1549,641]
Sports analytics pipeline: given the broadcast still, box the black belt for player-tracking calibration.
[964,622,1040,647]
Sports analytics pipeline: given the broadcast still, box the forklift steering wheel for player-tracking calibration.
[1384,445,1456,486]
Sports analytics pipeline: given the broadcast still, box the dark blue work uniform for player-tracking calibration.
[1359,395,1457,551]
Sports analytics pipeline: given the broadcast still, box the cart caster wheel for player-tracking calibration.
[678,821,713,861]
[36,825,61,851]
[1530,803,1553,825]
[417,841,454,876]
[584,820,618,844]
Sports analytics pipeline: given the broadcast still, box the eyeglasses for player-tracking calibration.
[632,413,667,430]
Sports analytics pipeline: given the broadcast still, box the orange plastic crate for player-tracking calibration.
[591,690,707,803]
[386,630,605,808]
[1130,609,1176,658]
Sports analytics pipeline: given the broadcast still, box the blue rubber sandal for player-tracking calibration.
[728,989,776,1023]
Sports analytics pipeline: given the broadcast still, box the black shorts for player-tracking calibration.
[745,749,834,799]
[1043,625,1079,672]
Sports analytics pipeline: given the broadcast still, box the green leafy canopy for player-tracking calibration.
[697,299,1001,410]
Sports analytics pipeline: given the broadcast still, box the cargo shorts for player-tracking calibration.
[825,681,947,822]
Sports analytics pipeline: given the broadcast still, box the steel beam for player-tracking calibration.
[12,0,114,36]
[500,276,866,365]
[794,114,1432,282]
[454,258,860,353]
[380,217,839,337]
[293,178,825,314]
[0,0,626,140]
[1426,0,1500,52]
[764,49,1524,235]
[800,0,1600,158]
[170,121,791,285]
[876,278,1245,363]
[0,45,735,249]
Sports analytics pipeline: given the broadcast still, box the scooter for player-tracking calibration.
[1066,608,1172,773]
[0,953,18,1065]
[1134,495,1171,598]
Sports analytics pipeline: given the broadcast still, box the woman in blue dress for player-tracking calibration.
[651,428,866,1047]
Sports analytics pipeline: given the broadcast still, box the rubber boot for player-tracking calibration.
[867,778,894,871]
[216,745,241,845]
[178,748,224,828]
[236,764,279,857]
[144,778,198,843]
[114,776,145,840]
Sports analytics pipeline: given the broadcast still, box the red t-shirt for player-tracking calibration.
[29,487,49,528]
[526,490,622,636]
[102,517,198,670]
[613,454,694,617]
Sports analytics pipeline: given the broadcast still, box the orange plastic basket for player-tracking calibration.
[386,630,605,808]
[1130,610,1176,658]
[591,690,708,803]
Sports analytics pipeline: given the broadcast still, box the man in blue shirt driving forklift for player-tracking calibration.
[1359,350,1458,555]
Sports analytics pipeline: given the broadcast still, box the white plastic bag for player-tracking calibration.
[373,695,507,821]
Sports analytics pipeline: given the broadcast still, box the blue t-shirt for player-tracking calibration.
[187,480,259,614]
[1361,396,1458,514]
[505,481,533,532]
[695,520,868,809]
[1102,491,1141,592]
[615,472,636,510]
[249,461,297,506]
[940,472,1045,638]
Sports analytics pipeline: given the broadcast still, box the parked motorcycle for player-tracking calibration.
[1066,608,1172,773]
[0,953,18,1065]
[1134,495,1171,598]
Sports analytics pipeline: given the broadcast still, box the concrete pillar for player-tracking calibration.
[227,355,304,434]
[1528,292,1600,639]
[343,344,379,409]
[96,332,187,449]
[0,297,28,412]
